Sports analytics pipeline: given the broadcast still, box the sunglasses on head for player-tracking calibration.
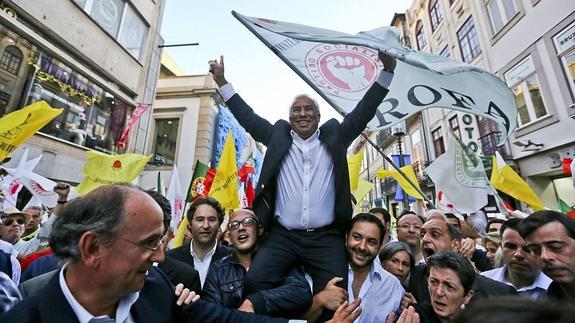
[2,218,25,226]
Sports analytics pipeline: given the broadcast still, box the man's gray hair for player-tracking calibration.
[49,184,137,262]
[290,94,320,113]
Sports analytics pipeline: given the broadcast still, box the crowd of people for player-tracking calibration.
[0,51,573,322]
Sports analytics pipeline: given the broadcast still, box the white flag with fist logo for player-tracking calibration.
[233,11,517,146]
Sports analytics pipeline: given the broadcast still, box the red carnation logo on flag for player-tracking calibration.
[111,160,122,179]
[8,180,21,196]
[29,180,53,196]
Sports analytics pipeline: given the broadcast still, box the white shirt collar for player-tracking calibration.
[190,240,217,261]
[59,263,139,323]
[290,129,320,142]
[498,265,553,291]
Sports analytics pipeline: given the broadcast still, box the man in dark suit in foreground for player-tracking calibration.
[0,184,287,322]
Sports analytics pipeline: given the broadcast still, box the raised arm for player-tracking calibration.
[339,52,396,146]
[209,56,274,144]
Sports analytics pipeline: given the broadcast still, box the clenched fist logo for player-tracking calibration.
[305,44,381,98]
[325,55,369,91]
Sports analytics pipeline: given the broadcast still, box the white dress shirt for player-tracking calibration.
[190,240,217,286]
[218,70,394,230]
[481,265,552,299]
[0,240,20,284]
[275,129,335,229]
[59,264,139,323]
[347,259,404,323]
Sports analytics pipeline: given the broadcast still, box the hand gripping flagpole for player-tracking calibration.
[360,132,436,209]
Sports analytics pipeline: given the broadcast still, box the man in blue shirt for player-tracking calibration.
[305,213,403,322]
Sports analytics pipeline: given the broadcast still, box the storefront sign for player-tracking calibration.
[554,22,575,55]
[28,55,101,106]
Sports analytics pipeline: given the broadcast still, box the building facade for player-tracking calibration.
[0,0,165,187]
[139,53,220,192]
[477,0,575,210]
[354,0,574,214]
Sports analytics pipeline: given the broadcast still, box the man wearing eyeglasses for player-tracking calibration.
[519,210,575,304]
[0,182,70,258]
[202,208,312,318]
[0,184,290,322]
[481,218,551,299]
[396,211,425,264]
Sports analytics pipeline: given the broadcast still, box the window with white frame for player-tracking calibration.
[561,50,575,100]
[151,118,179,166]
[553,22,575,101]
[486,0,518,32]
[504,56,548,127]
[72,0,148,60]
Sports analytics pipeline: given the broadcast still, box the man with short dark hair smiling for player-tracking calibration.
[306,213,403,322]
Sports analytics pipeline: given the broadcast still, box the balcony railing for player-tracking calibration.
[478,131,512,160]
[376,128,393,147]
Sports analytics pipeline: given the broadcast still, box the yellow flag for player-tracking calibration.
[209,132,239,211]
[376,165,425,200]
[490,151,544,211]
[171,217,189,249]
[0,101,62,160]
[347,148,364,191]
[76,151,151,195]
[353,179,375,214]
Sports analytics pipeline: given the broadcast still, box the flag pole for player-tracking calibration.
[360,132,436,208]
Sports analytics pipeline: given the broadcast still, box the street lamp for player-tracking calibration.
[392,121,409,211]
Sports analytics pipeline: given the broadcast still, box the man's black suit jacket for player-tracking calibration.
[225,83,389,232]
[165,242,232,287]
[158,256,202,293]
[0,266,286,322]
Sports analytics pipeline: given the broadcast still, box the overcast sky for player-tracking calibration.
[161,0,413,123]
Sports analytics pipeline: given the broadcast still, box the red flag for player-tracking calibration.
[116,103,151,149]
[238,157,255,182]
[204,167,216,194]
[502,198,515,212]
[246,178,255,207]
[563,158,573,176]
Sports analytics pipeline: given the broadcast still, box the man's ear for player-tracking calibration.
[451,238,462,252]
[463,289,474,305]
[257,225,264,237]
[78,231,103,267]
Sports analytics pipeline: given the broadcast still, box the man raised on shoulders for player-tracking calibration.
[209,52,396,320]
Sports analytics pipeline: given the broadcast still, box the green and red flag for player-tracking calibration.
[186,160,216,202]
[558,198,575,219]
